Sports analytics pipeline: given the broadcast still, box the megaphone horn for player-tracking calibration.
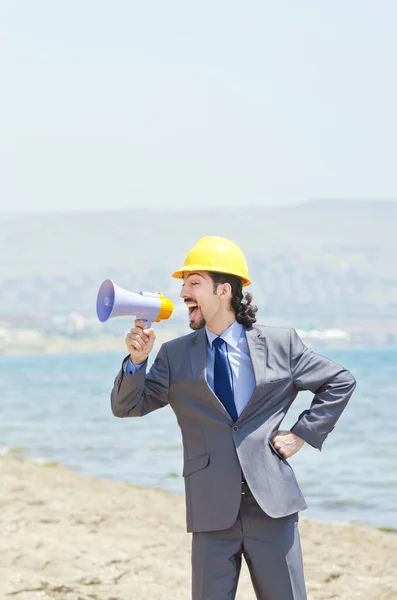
[96,279,173,328]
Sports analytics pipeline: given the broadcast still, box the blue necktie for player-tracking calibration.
[213,337,238,422]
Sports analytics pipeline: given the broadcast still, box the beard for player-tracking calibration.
[189,313,206,330]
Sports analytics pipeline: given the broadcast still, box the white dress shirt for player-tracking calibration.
[205,321,256,417]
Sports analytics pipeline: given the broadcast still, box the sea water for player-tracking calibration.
[1,347,396,529]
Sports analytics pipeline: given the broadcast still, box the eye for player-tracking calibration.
[191,282,199,286]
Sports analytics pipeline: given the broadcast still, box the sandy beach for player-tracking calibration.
[1,458,396,600]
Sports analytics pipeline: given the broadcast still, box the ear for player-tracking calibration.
[218,282,232,299]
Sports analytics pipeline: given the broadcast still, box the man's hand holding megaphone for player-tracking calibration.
[96,279,174,364]
[125,320,156,365]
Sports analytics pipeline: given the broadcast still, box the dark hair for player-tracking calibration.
[208,272,258,327]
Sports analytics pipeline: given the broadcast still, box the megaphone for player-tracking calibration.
[96,279,174,328]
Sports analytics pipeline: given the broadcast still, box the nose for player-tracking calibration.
[180,284,188,299]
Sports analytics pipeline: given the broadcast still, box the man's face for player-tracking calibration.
[180,271,219,330]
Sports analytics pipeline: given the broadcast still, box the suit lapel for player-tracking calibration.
[187,328,233,422]
[187,328,207,381]
[237,326,267,420]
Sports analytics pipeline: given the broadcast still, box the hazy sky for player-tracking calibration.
[1,1,396,211]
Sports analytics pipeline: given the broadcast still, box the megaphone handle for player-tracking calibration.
[141,319,152,329]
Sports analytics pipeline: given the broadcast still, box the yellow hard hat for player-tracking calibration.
[172,236,251,286]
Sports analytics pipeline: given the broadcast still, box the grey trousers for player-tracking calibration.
[191,487,307,600]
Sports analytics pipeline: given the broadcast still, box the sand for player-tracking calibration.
[1,458,396,600]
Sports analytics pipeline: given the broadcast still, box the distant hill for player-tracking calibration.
[1,200,396,325]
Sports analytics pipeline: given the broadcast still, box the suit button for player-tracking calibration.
[232,425,239,432]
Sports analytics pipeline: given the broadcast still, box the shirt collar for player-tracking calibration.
[205,321,244,350]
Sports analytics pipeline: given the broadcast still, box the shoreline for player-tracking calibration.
[2,337,397,357]
[1,457,396,599]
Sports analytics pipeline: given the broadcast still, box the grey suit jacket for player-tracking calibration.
[111,325,356,533]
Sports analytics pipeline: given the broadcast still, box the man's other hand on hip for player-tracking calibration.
[272,431,305,459]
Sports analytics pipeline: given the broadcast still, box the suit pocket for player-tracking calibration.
[265,376,291,385]
[268,439,286,460]
[183,453,210,477]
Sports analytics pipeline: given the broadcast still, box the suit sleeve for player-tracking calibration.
[111,344,170,417]
[289,329,357,450]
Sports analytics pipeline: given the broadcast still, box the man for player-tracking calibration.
[111,236,356,600]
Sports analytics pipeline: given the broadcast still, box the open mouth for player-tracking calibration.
[186,302,199,318]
